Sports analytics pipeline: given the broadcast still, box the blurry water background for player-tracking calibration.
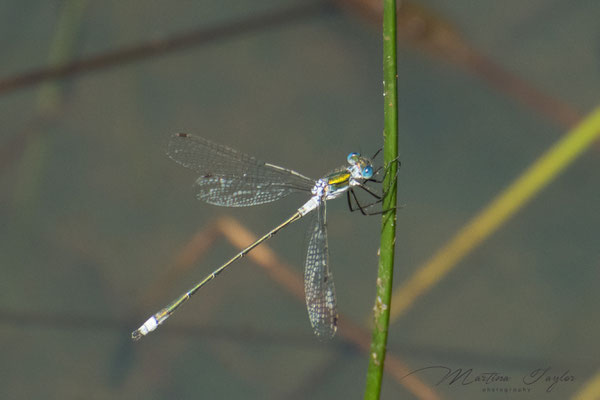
[0,1,599,399]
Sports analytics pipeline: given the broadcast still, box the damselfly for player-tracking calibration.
[132,133,390,340]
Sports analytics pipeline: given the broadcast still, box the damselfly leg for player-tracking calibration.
[346,156,401,215]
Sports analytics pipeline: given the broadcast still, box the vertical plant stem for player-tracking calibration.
[364,0,398,399]
[13,0,88,214]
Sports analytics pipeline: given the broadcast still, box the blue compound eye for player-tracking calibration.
[362,165,373,179]
[347,152,359,164]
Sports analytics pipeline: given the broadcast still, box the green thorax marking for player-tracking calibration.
[326,169,351,193]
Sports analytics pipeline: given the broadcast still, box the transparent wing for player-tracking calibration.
[304,201,338,338]
[167,134,315,207]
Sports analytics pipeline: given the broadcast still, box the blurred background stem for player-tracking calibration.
[12,0,88,218]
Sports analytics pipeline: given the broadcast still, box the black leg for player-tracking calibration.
[346,190,355,212]
[357,183,382,200]
[347,189,373,215]
[347,188,396,216]
[359,159,400,201]
[370,147,383,161]
[367,157,401,184]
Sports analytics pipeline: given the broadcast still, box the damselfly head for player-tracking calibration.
[347,152,374,180]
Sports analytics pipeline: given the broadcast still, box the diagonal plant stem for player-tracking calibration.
[0,2,331,96]
[364,0,399,398]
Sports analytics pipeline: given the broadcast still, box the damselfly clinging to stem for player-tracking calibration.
[132,133,395,341]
